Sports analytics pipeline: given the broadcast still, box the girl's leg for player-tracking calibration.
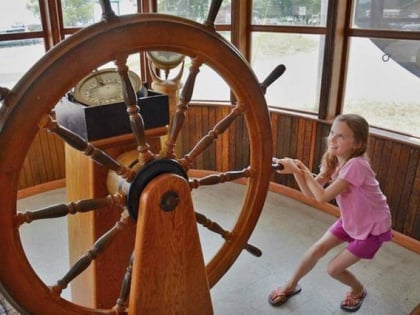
[327,250,367,311]
[283,231,343,290]
[269,231,343,303]
[327,249,363,295]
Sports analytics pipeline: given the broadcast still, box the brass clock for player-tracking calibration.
[147,51,185,72]
[73,68,142,106]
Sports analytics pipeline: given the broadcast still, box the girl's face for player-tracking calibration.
[327,120,359,161]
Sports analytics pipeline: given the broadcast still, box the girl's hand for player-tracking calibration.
[273,157,301,174]
[294,159,313,177]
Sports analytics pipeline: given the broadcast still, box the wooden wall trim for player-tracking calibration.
[17,178,66,199]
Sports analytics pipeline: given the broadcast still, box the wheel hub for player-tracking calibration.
[127,159,188,219]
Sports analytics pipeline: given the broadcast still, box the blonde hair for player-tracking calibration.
[319,114,369,181]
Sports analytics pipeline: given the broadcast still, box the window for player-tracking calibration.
[63,0,138,28]
[0,0,143,107]
[251,0,328,113]
[0,1,41,32]
[353,0,420,31]
[0,42,44,89]
[342,0,420,137]
[158,0,231,23]
[61,1,142,76]
[252,0,327,27]
[0,0,43,89]
[251,32,325,112]
[343,37,420,137]
[157,0,232,101]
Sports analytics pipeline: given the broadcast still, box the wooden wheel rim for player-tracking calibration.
[0,13,272,314]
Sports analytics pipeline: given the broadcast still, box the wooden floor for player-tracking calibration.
[9,183,420,314]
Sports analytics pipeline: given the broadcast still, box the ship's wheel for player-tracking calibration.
[0,0,277,314]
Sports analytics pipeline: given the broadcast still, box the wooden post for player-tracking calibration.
[65,131,164,308]
[129,173,213,315]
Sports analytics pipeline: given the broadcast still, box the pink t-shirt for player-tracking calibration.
[335,156,392,240]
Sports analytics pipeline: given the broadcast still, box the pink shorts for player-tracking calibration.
[329,219,393,259]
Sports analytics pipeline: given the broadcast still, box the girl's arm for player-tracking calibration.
[296,160,349,203]
[275,158,321,198]
[293,170,315,198]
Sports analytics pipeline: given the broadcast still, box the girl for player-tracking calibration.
[269,114,392,312]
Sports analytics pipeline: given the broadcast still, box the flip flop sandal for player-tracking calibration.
[268,285,302,306]
[340,290,367,312]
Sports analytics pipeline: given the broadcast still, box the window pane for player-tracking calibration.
[179,31,231,101]
[251,33,324,113]
[114,0,138,15]
[0,42,45,89]
[252,0,329,26]
[343,37,420,137]
[62,0,95,27]
[353,0,420,31]
[156,1,232,100]
[158,0,231,24]
[183,63,231,101]
[154,2,232,101]
[0,0,42,32]
[62,0,138,28]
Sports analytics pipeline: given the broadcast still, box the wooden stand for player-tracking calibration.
[129,173,213,314]
[65,129,165,308]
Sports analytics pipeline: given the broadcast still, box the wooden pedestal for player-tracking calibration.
[129,173,213,314]
[65,129,165,308]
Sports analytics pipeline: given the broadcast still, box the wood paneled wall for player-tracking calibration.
[368,134,420,239]
[18,129,65,190]
[18,105,420,241]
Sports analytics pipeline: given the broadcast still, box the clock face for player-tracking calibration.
[147,51,185,70]
[73,68,142,106]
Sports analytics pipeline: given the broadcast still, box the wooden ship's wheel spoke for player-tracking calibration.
[195,210,262,257]
[0,0,279,313]
[189,168,251,188]
[50,210,133,297]
[160,57,202,159]
[15,193,125,226]
[114,253,134,313]
[115,57,155,166]
[41,115,135,181]
[178,103,245,170]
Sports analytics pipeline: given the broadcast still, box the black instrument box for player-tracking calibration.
[55,91,169,141]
